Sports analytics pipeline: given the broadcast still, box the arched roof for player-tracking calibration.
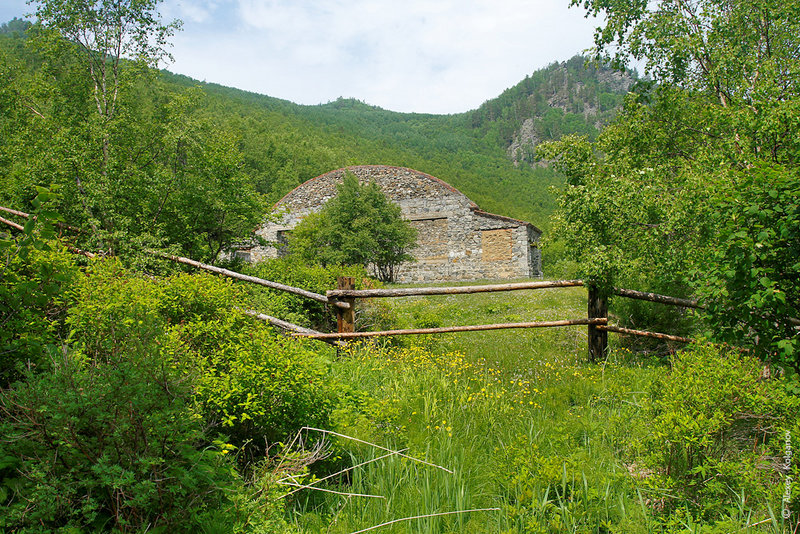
[274,165,479,211]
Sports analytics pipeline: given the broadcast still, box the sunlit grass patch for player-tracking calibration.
[285,282,795,533]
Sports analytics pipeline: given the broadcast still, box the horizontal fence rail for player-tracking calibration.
[0,212,96,258]
[611,287,703,309]
[0,206,30,219]
[0,215,23,231]
[152,251,350,309]
[238,309,346,347]
[0,205,86,234]
[597,325,693,343]
[294,318,608,341]
[326,280,585,299]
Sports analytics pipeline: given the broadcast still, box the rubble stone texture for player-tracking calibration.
[248,166,542,283]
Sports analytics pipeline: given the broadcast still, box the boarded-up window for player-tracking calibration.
[481,229,512,262]
[410,218,448,260]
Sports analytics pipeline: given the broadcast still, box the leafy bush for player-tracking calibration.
[0,187,80,387]
[640,344,800,521]
[169,314,335,462]
[0,257,342,530]
[67,259,337,463]
[0,246,79,386]
[0,346,238,532]
[694,166,800,371]
[67,259,242,358]
[66,260,166,361]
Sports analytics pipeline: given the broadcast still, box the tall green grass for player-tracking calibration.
[282,282,793,533]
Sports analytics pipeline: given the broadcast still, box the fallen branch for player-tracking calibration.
[302,427,453,474]
[276,481,385,499]
[278,448,409,499]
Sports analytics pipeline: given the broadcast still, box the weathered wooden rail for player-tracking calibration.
[326,279,585,298]
[151,251,350,309]
[312,276,699,361]
[301,318,608,340]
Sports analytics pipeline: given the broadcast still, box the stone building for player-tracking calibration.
[247,165,542,283]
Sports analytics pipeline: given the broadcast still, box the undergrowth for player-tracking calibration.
[284,284,800,533]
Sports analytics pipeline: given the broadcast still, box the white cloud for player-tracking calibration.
[163,0,599,113]
[0,0,601,113]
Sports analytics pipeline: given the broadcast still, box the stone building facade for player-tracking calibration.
[248,165,542,283]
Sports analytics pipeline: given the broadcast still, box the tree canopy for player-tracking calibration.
[0,2,263,262]
[289,173,417,282]
[545,0,800,368]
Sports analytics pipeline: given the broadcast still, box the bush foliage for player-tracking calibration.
[640,344,800,521]
[0,344,237,532]
[289,172,417,283]
[0,256,339,531]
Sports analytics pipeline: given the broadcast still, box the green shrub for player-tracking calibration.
[640,344,800,521]
[67,259,336,467]
[157,268,245,324]
[0,246,80,386]
[2,258,337,530]
[0,346,238,532]
[66,259,165,361]
[287,172,417,283]
[67,260,242,361]
[169,314,336,463]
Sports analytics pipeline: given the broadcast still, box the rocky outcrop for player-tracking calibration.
[504,61,636,167]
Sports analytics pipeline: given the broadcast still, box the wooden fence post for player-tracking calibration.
[336,277,356,334]
[588,285,608,362]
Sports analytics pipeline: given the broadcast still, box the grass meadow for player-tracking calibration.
[281,282,797,534]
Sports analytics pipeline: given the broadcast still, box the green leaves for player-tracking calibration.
[640,344,800,518]
[694,165,800,368]
[290,173,417,282]
[0,330,239,532]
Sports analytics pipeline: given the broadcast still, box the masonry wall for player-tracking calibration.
[250,166,542,282]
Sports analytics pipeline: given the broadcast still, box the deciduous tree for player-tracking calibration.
[290,173,417,282]
[547,0,800,366]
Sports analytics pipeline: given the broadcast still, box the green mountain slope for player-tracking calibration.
[161,57,632,230]
[1,20,632,240]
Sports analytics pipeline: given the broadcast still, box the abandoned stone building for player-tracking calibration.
[247,165,542,283]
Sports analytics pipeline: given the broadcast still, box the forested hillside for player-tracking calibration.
[178,56,633,223]
[1,15,633,256]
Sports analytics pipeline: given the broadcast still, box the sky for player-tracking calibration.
[1,0,601,114]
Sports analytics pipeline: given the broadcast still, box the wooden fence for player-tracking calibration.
[313,277,697,362]
[146,255,700,361]
[0,205,706,361]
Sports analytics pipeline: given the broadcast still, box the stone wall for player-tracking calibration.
[249,166,542,282]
